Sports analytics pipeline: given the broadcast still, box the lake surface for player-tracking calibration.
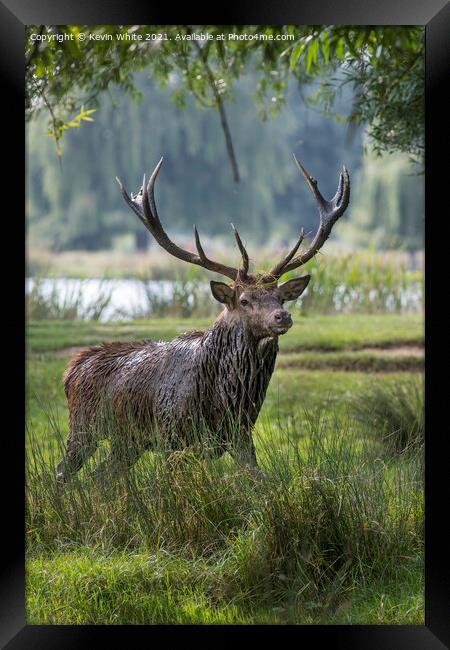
[26,277,422,322]
[25,277,177,321]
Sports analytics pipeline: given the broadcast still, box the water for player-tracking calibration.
[25,277,423,321]
[25,277,174,321]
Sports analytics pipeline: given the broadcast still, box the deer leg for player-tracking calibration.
[91,440,144,482]
[228,431,259,470]
[55,434,98,486]
[226,426,266,480]
[111,443,144,473]
[229,445,258,469]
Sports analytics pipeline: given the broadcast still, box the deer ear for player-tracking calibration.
[278,275,311,301]
[210,281,235,305]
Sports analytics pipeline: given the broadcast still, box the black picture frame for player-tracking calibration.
[3,1,449,647]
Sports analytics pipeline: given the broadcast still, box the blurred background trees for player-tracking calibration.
[26,25,424,254]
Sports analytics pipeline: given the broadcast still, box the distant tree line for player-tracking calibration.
[27,73,366,251]
[26,25,424,252]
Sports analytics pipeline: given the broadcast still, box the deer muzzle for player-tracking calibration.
[270,309,293,334]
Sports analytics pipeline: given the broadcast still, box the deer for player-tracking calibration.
[55,156,350,484]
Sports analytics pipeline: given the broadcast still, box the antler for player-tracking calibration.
[263,155,350,281]
[116,158,249,282]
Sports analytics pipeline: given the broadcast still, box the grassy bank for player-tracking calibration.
[27,548,423,625]
[27,313,423,354]
[26,314,424,625]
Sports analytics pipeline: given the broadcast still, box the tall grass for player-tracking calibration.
[288,251,422,315]
[129,267,219,319]
[26,276,113,321]
[131,251,422,318]
[350,376,424,454]
[26,401,423,620]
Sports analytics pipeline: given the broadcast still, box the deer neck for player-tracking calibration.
[203,316,278,417]
[208,314,279,357]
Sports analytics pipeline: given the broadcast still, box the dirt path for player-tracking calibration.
[55,343,424,372]
[276,345,423,372]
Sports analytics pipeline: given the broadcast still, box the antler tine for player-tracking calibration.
[117,158,240,281]
[145,157,164,225]
[294,155,350,224]
[193,224,211,265]
[266,156,350,279]
[230,224,249,277]
[115,175,147,227]
[292,155,327,210]
[262,228,304,281]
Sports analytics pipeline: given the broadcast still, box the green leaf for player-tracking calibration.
[35,61,46,77]
[335,37,345,61]
[289,38,308,70]
[321,30,330,63]
[305,39,319,73]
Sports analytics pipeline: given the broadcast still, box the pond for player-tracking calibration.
[26,277,172,321]
[25,277,423,321]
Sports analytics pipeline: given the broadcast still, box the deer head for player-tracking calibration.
[116,156,350,338]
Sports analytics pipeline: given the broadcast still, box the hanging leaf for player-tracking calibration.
[289,35,312,70]
[321,30,330,63]
[305,39,319,73]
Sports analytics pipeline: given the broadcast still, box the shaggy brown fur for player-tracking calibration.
[56,278,310,482]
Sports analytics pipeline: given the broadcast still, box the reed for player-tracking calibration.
[26,277,113,321]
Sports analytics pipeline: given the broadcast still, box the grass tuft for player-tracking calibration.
[350,376,424,453]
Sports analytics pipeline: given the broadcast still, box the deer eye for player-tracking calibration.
[240,299,250,307]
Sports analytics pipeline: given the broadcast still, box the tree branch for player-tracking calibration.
[188,29,240,183]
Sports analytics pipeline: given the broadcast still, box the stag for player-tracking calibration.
[56,156,349,483]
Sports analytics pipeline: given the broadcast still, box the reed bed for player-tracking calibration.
[26,249,422,320]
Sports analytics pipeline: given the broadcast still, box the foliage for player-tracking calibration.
[25,314,424,620]
[338,139,424,251]
[297,27,424,164]
[131,277,218,320]
[47,106,96,157]
[26,25,146,142]
[131,250,423,317]
[26,25,424,255]
[25,249,422,321]
[26,549,423,624]
[26,25,424,166]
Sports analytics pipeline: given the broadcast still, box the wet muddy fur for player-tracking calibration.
[56,316,279,483]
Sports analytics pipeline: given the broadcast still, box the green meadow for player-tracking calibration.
[26,313,424,625]
[25,22,425,626]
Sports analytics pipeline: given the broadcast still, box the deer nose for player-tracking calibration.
[273,310,292,327]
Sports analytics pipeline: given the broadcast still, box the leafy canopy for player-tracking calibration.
[26,25,424,166]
